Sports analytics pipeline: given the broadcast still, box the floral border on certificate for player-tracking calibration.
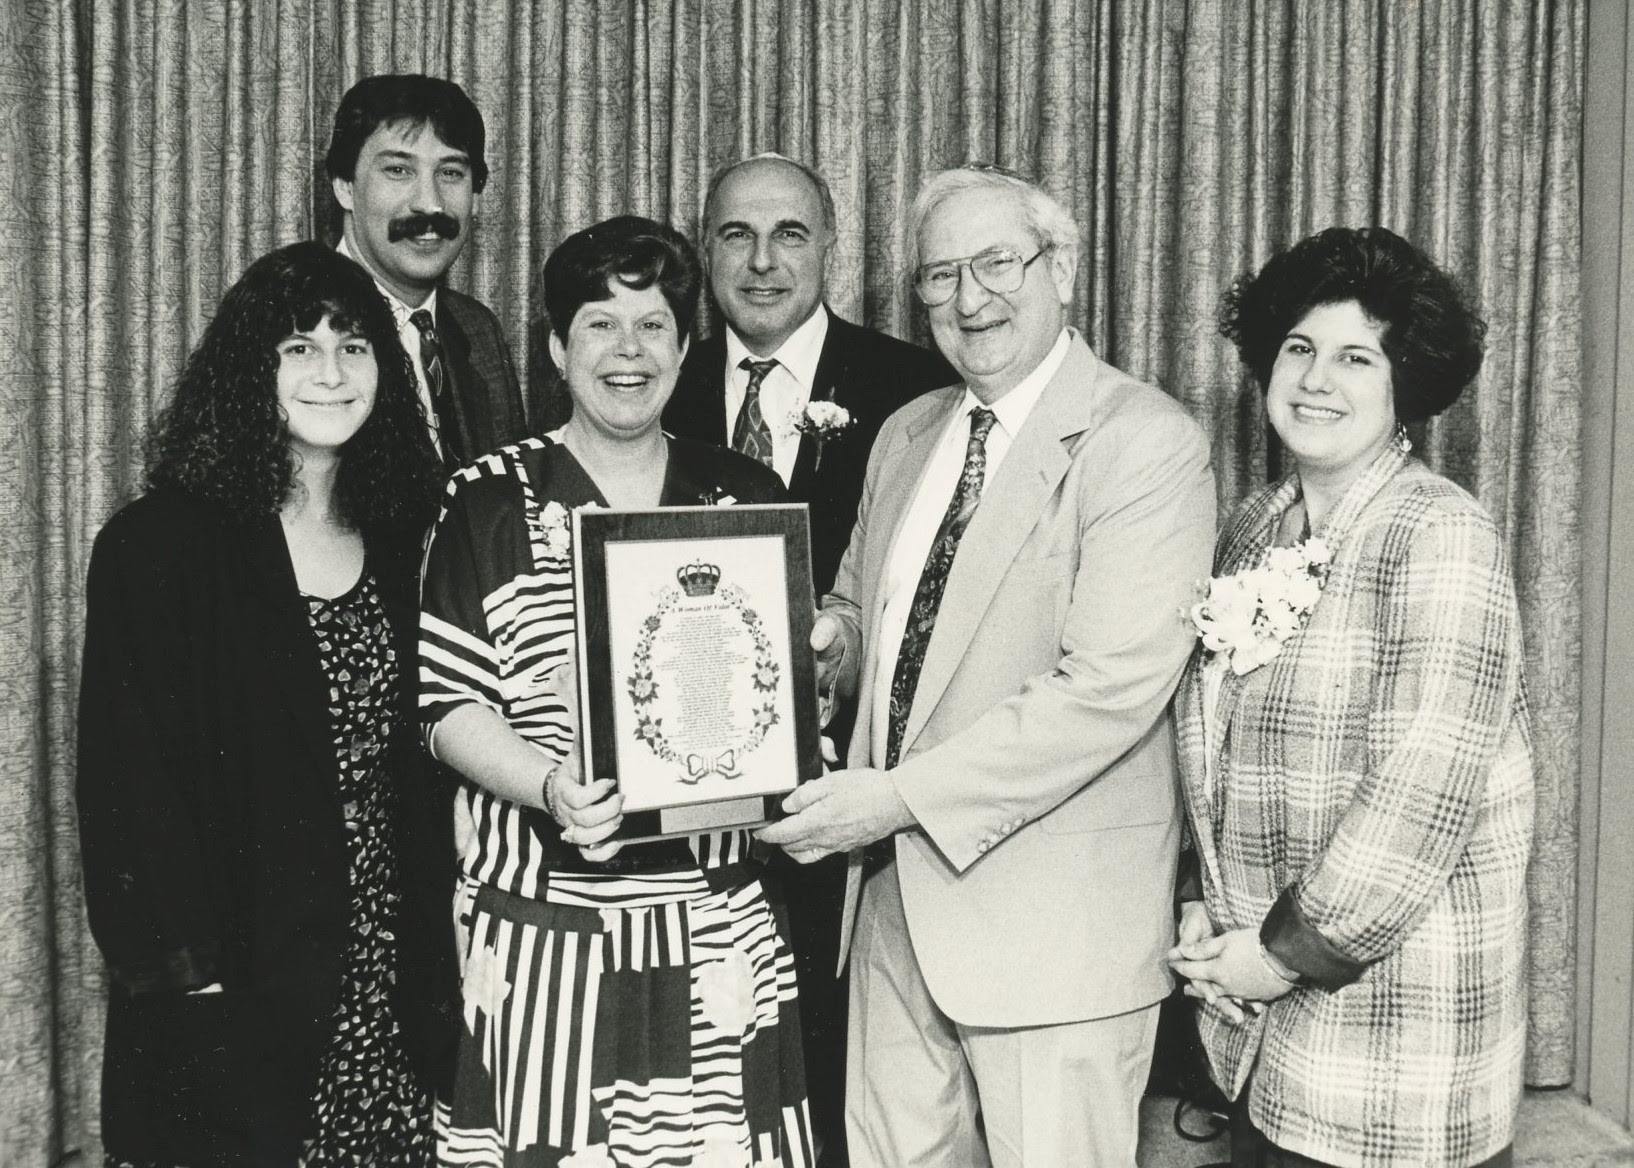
[627,581,781,783]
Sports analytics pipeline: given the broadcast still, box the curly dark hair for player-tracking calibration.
[145,241,443,531]
[543,215,701,345]
[1219,226,1486,422]
[325,74,489,193]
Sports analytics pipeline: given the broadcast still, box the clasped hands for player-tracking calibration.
[1167,901,1295,1024]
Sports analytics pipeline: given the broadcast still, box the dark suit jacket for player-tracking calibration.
[663,310,955,596]
[438,287,531,463]
[77,491,456,1166]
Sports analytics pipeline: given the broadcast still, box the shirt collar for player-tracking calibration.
[960,327,1072,438]
[722,304,830,394]
[336,235,437,323]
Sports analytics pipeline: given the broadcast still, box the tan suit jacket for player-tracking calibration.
[826,334,1215,1027]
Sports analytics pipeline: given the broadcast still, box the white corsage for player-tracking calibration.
[790,400,853,439]
[1190,538,1332,675]
[789,400,853,470]
[529,500,572,562]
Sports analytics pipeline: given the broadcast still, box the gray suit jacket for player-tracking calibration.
[826,333,1215,1026]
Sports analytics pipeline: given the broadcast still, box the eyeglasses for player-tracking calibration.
[913,247,1049,306]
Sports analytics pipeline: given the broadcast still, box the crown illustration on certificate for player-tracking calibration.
[626,562,782,785]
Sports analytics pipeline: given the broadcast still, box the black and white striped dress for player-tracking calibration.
[420,435,812,1168]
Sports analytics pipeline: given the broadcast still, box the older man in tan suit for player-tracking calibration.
[759,165,1215,1166]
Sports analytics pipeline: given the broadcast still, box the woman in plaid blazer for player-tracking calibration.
[1169,228,1533,1167]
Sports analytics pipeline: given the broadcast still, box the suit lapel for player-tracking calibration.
[1174,650,1223,880]
[670,335,729,445]
[898,339,1098,758]
[435,299,479,458]
[788,317,848,498]
[1203,479,1291,778]
[237,518,339,784]
[855,392,960,708]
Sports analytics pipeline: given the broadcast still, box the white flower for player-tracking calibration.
[1189,534,1332,676]
[536,500,572,560]
[806,401,850,428]
[1230,635,1284,675]
[1264,545,1305,575]
[789,401,854,439]
[1192,595,1255,658]
[1260,598,1302,641]
[1284,570,1323,612]
[696,951,757,1036]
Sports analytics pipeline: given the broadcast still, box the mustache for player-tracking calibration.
[387,212,461,242]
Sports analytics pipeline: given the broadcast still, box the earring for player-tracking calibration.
[1394,420,1412,454]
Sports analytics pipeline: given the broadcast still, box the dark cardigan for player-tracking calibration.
[77,490,456,1166]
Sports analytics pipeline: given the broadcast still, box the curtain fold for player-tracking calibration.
[0,1,1582,1161]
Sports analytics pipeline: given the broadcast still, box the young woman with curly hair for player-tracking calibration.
[1169,227,1532,1167]
[78,241,453,1166]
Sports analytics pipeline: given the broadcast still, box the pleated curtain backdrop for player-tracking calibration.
[0,1,1583,1162]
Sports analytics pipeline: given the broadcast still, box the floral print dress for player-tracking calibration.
[106,573,433,1168]
[300,573,435,1165]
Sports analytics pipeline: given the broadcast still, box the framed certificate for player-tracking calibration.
[572,503,821,843]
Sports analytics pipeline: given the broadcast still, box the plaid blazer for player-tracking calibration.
[1176,445,1533,1167]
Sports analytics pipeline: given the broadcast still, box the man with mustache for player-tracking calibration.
[663,152,953,1168]
[327,74,528,466]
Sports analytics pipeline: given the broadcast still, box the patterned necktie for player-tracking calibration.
[885,407,998,769]
[731,358,779,468]
[409,309,464,463]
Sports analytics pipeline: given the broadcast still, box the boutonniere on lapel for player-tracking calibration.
[1189,538,1333,675]
[528,500,573,563]
[788,401,854,470]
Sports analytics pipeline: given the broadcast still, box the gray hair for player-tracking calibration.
[701,152,837,239]
[904,164,1080,273]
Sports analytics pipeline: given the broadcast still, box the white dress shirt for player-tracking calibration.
[336,236,444,456]
[869,327,1072,767]
[722,306,831,486]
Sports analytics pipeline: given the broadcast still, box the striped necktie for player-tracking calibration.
[409,308,464,463]
[885,407,998,769]
[731,358,778,468]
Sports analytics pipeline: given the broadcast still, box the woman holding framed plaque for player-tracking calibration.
[419,215,813,1166]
